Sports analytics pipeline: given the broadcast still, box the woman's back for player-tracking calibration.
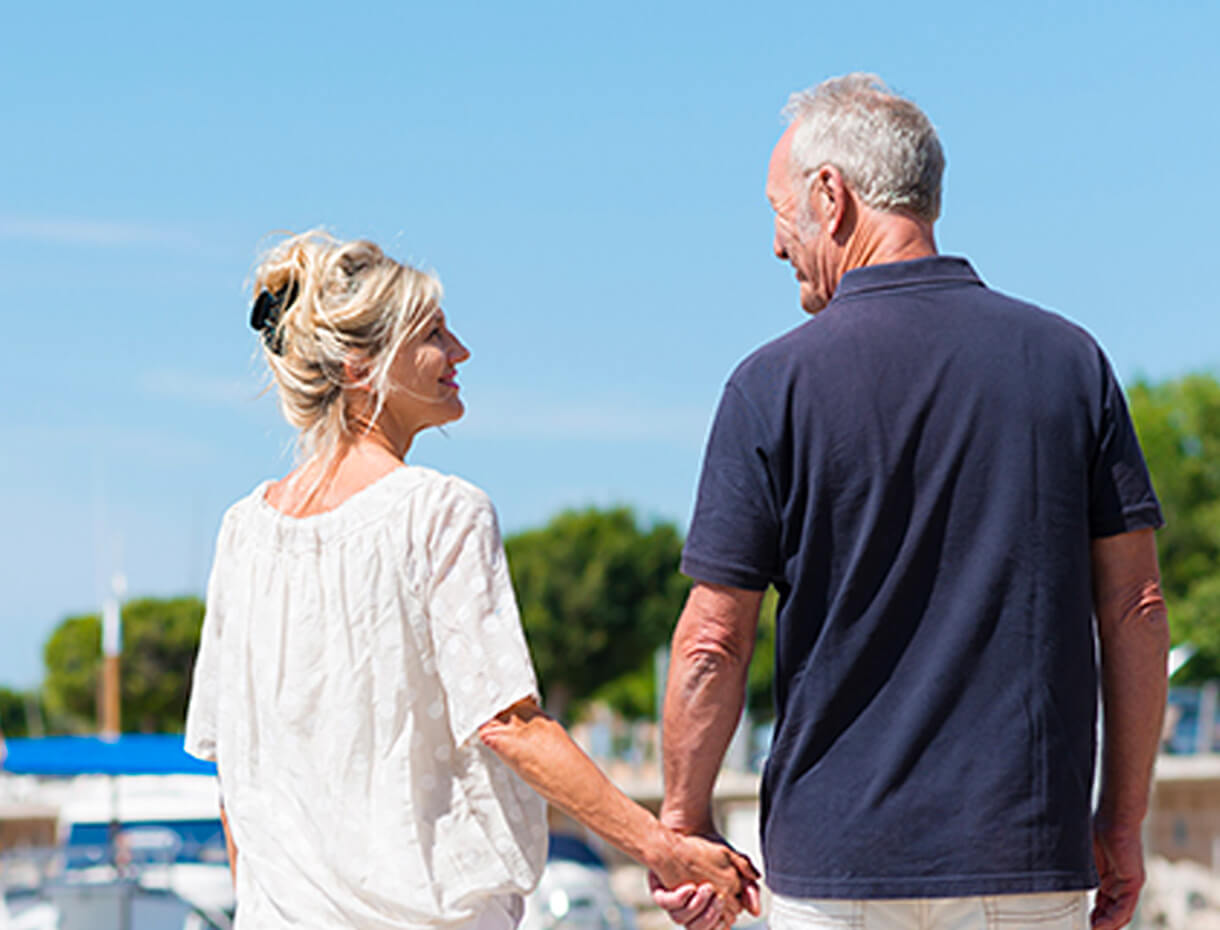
[186,466,546,929]
[184,229,758,929]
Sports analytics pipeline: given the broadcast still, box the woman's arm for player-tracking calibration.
[478,698,758,920]
[220,803,238,889]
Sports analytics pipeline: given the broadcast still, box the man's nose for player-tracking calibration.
[773,232,788,261]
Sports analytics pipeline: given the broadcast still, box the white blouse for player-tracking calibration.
[185,467,547,930]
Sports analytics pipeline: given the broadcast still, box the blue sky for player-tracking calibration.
[1,0,1217,689]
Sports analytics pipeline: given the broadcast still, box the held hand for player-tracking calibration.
[649,831,760,927]
[649,876,725,930]
[1091,818,1145,930]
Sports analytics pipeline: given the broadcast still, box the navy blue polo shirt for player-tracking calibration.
[683,256,1162,899]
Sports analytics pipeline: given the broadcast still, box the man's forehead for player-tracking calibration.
[766,126,797,207]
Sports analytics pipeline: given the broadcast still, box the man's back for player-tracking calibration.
[682,256,1161,897]
[656,75,1167,930]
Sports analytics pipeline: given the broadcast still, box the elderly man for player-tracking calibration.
[654,74,1168,930]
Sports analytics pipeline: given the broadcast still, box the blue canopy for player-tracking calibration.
[2,735,216,776]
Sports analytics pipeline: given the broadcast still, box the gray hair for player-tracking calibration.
[783,73,944,224]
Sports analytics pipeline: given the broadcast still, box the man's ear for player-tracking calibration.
[812,165,850,237]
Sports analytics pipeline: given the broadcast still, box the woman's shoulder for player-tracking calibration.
[219,480,276,528]
[420,468,492,505]
[407,467,500,525]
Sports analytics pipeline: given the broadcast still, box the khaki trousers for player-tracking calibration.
[769,891,1088,930]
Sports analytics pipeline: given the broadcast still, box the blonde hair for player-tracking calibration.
[251,229,443,465]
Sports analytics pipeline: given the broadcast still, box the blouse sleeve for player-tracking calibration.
[427,483,540,747]
[184,524,228,762]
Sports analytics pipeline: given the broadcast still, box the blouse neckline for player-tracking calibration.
[247,466,428,542]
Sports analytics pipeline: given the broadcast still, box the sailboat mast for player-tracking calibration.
[100,572,126,739]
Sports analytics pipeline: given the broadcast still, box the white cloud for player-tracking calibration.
[138,369,267,408]
[7,421,222,468]
[0,215,202,249]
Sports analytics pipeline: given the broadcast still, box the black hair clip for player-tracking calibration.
[250,282,298,355]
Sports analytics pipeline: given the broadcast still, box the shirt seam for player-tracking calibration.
[831,277,985,304]
[765,866,1093,888]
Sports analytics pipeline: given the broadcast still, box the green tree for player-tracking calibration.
[0,687,43,737]
[1128,373,1220,681]
[590,659,657,722]
[746,589,778,721]
[42,596,205,733]
[589,588,779,724]
[505,507,688,722]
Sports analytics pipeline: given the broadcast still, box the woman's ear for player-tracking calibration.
[343,355,372,388]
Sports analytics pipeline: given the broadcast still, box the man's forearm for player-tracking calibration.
[661,583,762,833]
[1092,531,1170,825]
[1097,597,1169,823]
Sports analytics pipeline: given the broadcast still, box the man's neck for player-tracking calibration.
[838,210,937,279]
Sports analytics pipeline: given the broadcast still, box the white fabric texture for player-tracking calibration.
[185,467,547,930]
[768,891,1088,930]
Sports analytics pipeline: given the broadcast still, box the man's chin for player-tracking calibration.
[799,286,828,315]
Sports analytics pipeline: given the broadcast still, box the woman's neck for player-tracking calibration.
[265,437,407,518]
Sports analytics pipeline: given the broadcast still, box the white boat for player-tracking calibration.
[3,740,646,930]
[1,739,233,930]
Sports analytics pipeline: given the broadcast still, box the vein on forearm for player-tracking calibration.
[662,584,761,831]
[675,616,753,699]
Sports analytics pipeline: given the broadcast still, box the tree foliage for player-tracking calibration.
[1128,373,1220,681]
[0,687,42,738]
[505,507,688,722]
[591,660,658,723]
[588,587,780,724]
[41,596,205,733]
[746,589,778,721]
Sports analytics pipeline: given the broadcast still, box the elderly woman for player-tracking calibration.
[184,231,757,930]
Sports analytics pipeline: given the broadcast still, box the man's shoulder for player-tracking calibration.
[727,317,820,388]
[738,272,1102,371]
[962,284,1113,382]
[968,281,1098,338]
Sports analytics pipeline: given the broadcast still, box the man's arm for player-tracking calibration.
[660,582,764,835]
[1090,528,1169,930]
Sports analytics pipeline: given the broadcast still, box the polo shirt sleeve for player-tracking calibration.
[1088,357,1164,538]
[427,484,541,748]
[681,381,780,590]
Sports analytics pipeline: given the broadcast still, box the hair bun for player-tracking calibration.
[250,228,444,466]
[337,251,374,279]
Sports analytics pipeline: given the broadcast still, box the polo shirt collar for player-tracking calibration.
[832,255,982,301]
